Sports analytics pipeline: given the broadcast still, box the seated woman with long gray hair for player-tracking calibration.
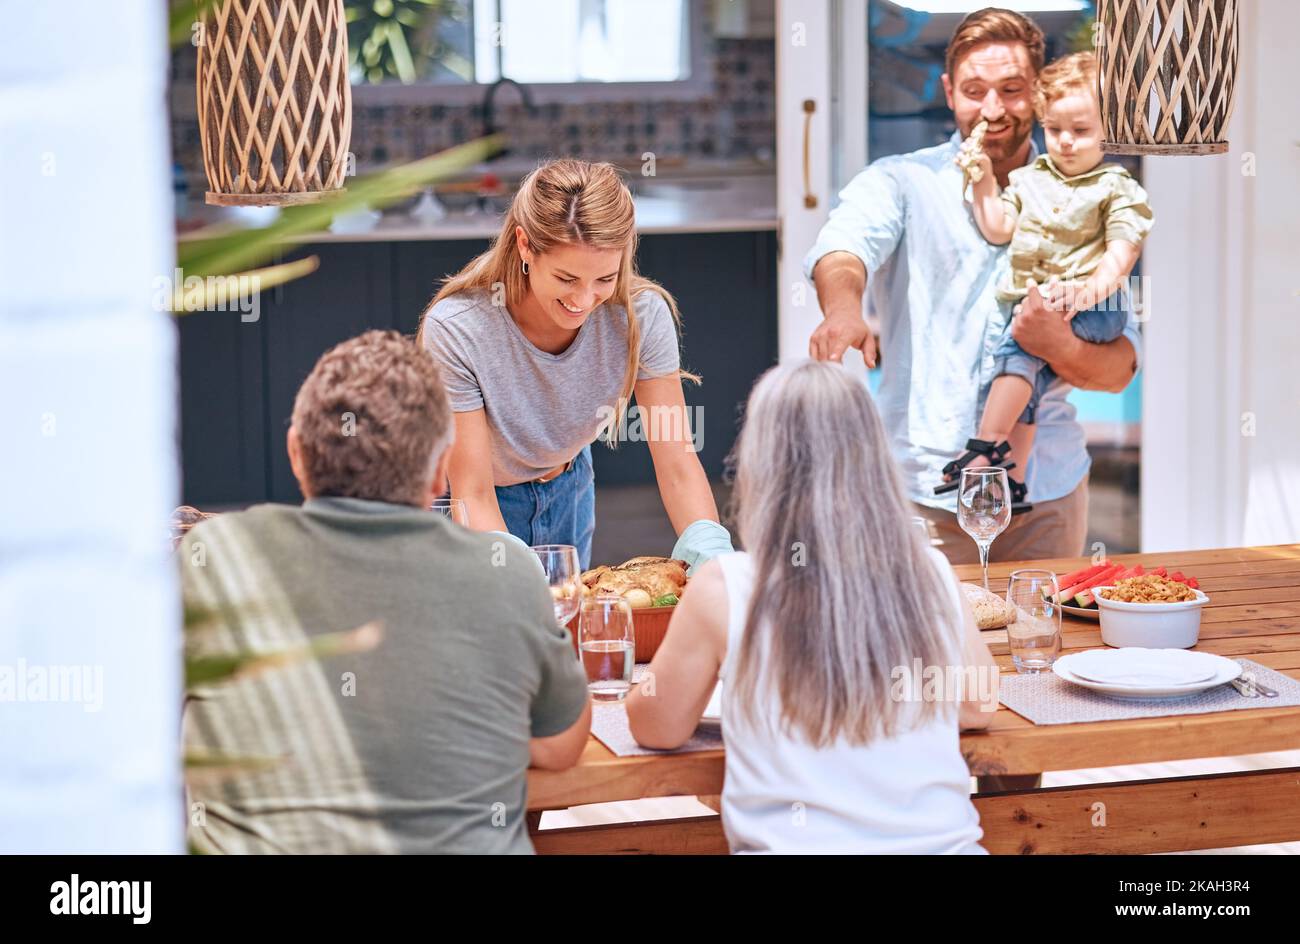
[627,359,999,854]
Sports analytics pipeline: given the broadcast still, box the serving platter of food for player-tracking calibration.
[567,556,689,662]
[1047,560,1201,620]
[580,556,687,609]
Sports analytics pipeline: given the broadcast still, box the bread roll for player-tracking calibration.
[960,582,1018,630]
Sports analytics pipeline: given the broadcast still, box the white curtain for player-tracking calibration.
[0,2,181,851]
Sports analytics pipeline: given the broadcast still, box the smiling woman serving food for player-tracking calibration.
[416,158,731,570]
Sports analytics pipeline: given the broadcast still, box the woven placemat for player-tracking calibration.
[999,659,1300,725]
[587,664,723,757]
[589,702,723,757]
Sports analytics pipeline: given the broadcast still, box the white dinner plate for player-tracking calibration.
[1053,650,1240,699]
[1067,647,1220,686]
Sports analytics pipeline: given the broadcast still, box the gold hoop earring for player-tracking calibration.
[521,260,529,275]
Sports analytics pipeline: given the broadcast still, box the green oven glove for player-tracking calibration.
[671,519,735,575]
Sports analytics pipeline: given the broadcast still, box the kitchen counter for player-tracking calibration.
[179,172,776,244]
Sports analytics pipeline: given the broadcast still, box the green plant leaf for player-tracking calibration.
[183,598,278,634]
[184,749,284,779]
[166,257,321,316]
[169,0,219,48]
[386,20,417,83]
[185,620,384,688]
[177,135,502,279]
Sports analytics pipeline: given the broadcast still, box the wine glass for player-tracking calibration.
[430,498,469,527]
[531,544,582,628]
[1005,569,1062,673]
[578,593,635,701]
[957,467,1012,591]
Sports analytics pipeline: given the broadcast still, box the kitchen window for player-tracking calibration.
[348,0,709,103]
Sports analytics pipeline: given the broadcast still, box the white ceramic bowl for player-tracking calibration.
[1093,585,1210,649]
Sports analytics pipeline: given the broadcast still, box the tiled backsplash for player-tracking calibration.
[170,34,774,195]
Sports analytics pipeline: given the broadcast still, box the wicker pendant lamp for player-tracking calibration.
[196,0,352,205]
[1097,0,1238,155]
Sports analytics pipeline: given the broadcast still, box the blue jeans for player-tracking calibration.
[991,289,1129,424]
[495,444,595,569]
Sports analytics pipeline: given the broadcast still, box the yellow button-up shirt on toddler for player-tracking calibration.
[996,154,1154,303]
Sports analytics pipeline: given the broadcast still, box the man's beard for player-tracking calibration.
[965,114,1033,162]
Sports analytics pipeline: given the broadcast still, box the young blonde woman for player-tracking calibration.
[417,159,731,569]
[627,360,999,854]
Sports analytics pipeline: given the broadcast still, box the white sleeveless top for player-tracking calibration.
[714,547,986,854]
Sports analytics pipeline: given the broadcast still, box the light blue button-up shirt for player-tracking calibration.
[803,132,1142,511]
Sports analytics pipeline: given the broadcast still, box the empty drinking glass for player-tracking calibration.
[578,594,635,701]
[1006,569,1062,673]
[957,467,1012,591]
[430,498,469,527]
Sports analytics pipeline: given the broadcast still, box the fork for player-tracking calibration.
[1231,675,1279,698]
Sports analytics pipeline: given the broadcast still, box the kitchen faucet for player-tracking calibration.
[481,77,538,158]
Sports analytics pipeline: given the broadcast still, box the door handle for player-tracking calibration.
[802,99,817,209]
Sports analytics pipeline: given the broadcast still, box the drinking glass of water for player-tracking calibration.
[1006,569,1062,673]
[578,594,635,701]
[957,467,1012,591]
[430,498,469,527]
[531,544,582,627]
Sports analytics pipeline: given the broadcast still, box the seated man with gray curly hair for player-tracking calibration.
[180,330,590,854]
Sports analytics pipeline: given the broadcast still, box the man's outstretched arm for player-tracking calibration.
[809,251,877,365]
[803,163,905,367]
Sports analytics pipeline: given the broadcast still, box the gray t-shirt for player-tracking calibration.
[422,287,682,485]
[181,497,588,854]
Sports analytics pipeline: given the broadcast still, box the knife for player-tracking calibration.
[1234,674,1279,698]
[1228,677,1259,698]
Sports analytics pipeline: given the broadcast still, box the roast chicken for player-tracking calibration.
[580,556,689,607]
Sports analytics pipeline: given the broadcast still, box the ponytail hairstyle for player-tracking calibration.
[416,159,696,435]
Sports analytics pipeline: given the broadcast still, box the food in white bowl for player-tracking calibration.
[1093,579,1210,649]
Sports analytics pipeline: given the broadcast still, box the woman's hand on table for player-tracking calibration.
[626,558,728,750]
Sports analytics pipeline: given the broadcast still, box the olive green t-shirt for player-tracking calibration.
[181,497,588,854]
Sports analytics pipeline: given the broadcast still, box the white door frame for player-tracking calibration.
[776,0,869,365]
[776,0,834,364]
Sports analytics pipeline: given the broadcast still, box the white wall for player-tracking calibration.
[0,3,182,851]
[1140,0,1300,552]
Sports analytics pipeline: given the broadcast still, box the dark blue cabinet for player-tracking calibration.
[177,230,777,507]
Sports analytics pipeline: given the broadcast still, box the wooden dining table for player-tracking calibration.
[526,544,1300,854]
